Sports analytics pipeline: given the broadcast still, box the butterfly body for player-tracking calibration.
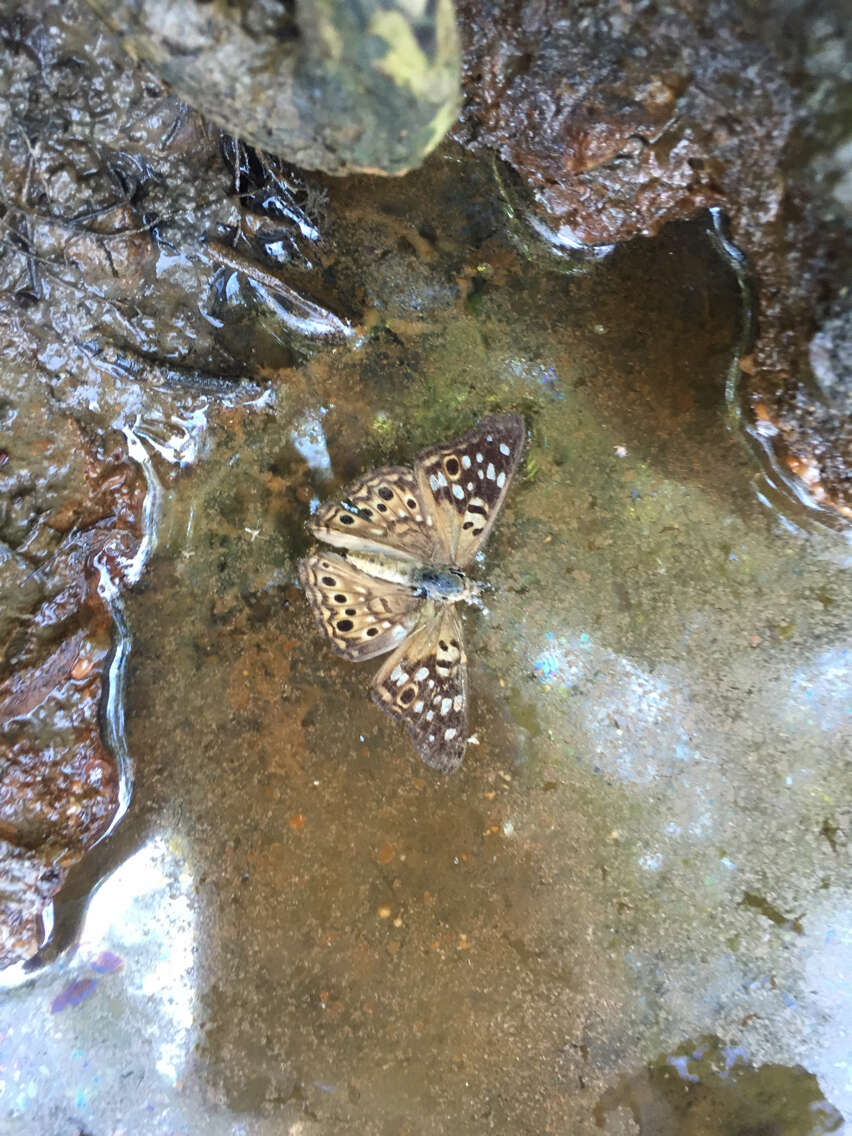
[299,414,525,773]
[347,548,476,600]
[411,564,479,604]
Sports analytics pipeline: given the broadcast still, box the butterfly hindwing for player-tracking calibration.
[299,553,423,661]
[415,414,525,568]
[371,605,468,773]
[309,466,439,563]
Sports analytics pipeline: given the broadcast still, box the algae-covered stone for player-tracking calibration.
[84,0,461,175]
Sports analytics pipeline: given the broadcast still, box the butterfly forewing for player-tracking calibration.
[371,605,468,773]
[299,552,423,661]
[415,414,525,568]
[309,466,439,563]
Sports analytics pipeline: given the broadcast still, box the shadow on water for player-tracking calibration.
[594,1035,844,1135]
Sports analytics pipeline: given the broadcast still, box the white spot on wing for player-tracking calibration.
[440,697,452,715]
[445,728,457,741]
[486,462,496,480]
[429,474,439,491]
[497,471,506,488]
[462,455,471,469]
[414,700,424,713]
[499,442,511,455]
[452,484,464,500]
[414,666,429,681]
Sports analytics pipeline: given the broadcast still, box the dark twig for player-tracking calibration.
[73,338,263,397]
[207,238,355,339]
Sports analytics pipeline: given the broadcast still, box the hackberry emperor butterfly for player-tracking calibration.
[299,414,525,772]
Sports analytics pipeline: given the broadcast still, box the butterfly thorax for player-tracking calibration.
[345,550,481,606]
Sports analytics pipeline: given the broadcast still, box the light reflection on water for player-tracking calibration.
[290,407,333,480]
[77,836,197,1086]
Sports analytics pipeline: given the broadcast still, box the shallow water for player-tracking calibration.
[2,151,851,1134]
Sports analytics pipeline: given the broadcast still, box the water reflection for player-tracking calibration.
[78,837,197,1086]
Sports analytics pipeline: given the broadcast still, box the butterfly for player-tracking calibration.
[298,414,525,773]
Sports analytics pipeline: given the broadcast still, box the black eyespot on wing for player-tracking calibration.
[378,486,393,501]
[322,576,336,586]
[337,619,354,632]
[439,639,448,651]
[340,514,355,525]
[445,457,460,477]
[376,502,388,512]
[406,498,417,510]
[400,686,416,705]
[366,626,379,637]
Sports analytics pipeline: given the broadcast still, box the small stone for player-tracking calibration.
[377,842,394,864]
[71,657,94,680]
[739,354,757,374]
[288,813,306,830]
[377,904,392,919]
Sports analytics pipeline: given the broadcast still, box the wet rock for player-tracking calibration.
[454,0,791,248]
[0,418,144,967]
[0,2,345,383]
[809,305,852,416]
[0,840,63,964]
[83,0,461,176]
[453,0,852,519]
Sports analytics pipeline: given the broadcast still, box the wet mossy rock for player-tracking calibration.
[84,0,461,175]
